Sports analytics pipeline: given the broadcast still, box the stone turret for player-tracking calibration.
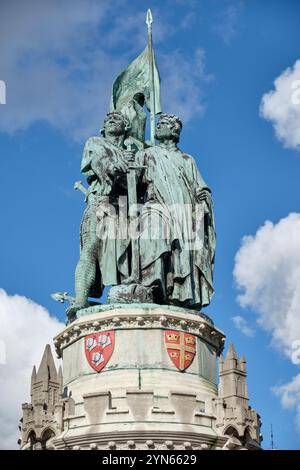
[215,343,262,449]
[32,344,61,407]
[19,345,65,450]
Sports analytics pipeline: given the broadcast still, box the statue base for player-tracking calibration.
[20,303,262,450]
[51,304,232,450]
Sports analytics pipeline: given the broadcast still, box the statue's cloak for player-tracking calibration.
[136,145,216,309]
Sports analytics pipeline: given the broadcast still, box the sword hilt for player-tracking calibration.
[74,180,87,195]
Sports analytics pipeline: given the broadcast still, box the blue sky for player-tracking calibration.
[1,0,300,449]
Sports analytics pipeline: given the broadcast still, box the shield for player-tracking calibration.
[164,330,196,372]
[84,331,115,372]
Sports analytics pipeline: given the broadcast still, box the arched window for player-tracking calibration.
[41,428,55,450]
[224,425,239,438]
[243,426,253,444]
[27,430,37,450]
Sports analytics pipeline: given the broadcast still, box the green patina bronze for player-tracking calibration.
[133,114,215,310]
[110,8,161,146]
[54,10,216,322]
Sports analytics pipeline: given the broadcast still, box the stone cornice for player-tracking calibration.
[54,305,225,357]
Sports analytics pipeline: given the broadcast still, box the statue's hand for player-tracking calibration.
[124,149,135,163]
[107,158,129,175]
[196,188,211,204]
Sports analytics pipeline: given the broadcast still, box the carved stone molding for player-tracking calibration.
[54,304,225,357]
[52,430,228,450]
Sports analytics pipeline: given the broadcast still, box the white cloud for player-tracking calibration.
[260,60,300,151]
[212,1,244,45]
[232,315,255,337]
[179,11,196,30]
[161,48,213,124]
[0,1,211,141]
[0,0,121,141]
[105,9,171,51]
[234,215,300,434]
[233,213,300,361]
[0,288,64,450]
[273,374,300,433]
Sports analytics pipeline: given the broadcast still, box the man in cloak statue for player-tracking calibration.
[133,113,216,310]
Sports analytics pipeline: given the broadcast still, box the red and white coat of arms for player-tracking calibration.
[84,331,115,372]
[164,330,196,371]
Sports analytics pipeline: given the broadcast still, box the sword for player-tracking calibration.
[74,180,87,195]
[51,291,99,307]
[51,291,75,305]
[124,140,146,284]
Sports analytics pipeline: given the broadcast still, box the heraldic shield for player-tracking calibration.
[164,330,196,372]
[84,331,115,372]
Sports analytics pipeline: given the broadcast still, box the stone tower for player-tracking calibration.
[19,345,65,450]
[215,343,262,449]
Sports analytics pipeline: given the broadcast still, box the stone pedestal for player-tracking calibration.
[52,304,227,450]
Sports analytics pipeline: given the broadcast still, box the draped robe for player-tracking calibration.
[136,145,216,309]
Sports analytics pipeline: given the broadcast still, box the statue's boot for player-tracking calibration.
[66,300,90,323]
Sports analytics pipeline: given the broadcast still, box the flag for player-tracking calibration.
[110,45,161,115]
